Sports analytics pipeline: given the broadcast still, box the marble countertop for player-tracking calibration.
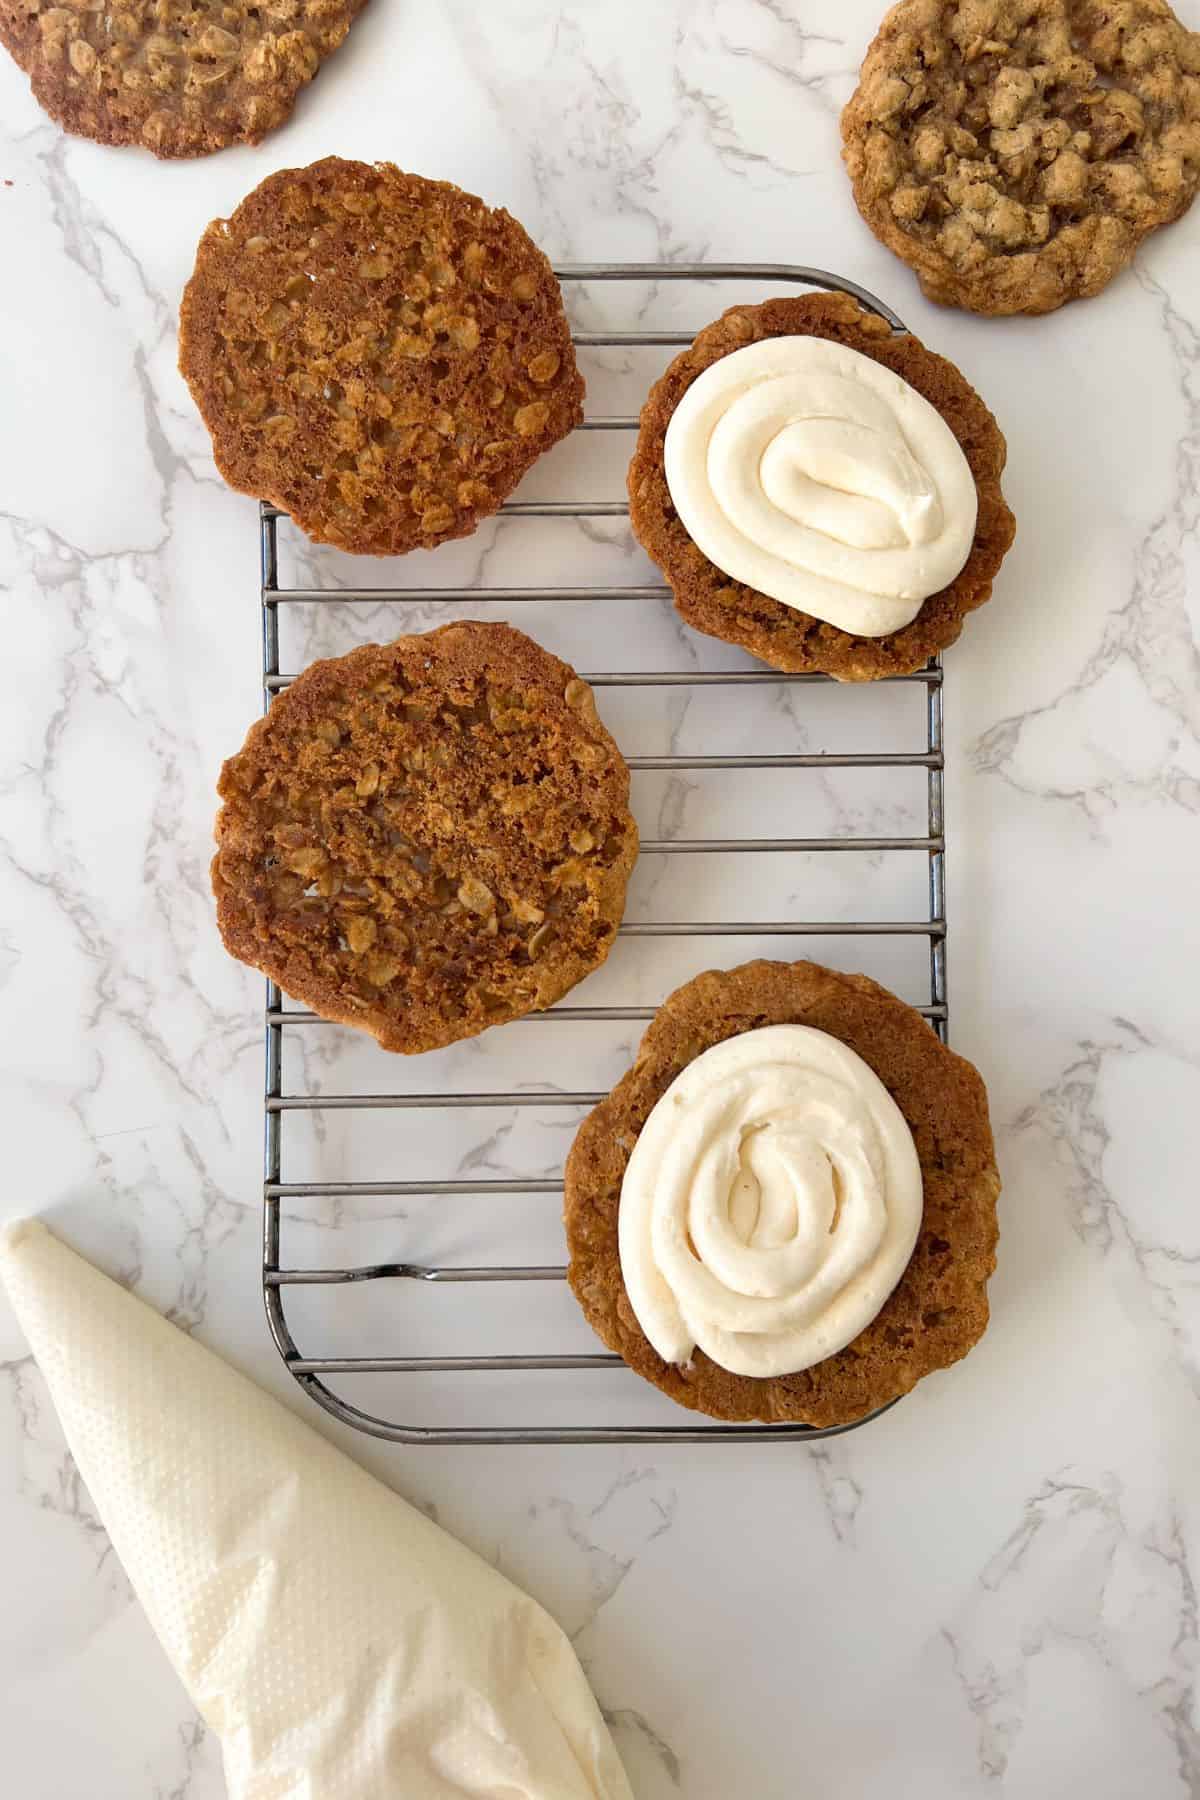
[2,3,1198,1795]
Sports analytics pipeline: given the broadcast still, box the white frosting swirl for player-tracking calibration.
[618,1024,923,1378]
[663,335,978,636]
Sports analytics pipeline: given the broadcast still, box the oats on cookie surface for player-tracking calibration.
[0,0,368,156]
[842,0,1200,314]
[179,159,584,555]
[212,622,638,1055]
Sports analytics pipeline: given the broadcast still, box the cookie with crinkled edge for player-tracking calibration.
[0,0,368,158]
[627,292,1015,680]
[213,621,638,1054]
[179,158,584,553]
[564,959,1000,1428]
[841,0,1200,316]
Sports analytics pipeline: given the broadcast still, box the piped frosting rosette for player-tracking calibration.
[618,1024,923,1377]
[662,336,978,637]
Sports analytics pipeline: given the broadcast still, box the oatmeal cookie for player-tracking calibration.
[213,622,638,1053]
[627,293,1015,680]
[179,159,584,554]
[564,960,1001,1428]
[0,0,366,157]
[842,0,1200,315]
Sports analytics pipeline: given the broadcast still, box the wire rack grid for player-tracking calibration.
[258,263,948,1446]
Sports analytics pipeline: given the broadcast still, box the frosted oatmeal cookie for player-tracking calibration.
[564,960,1001,1428]
[0,0,367,157]
[213,622,638,1053]
[841,0,1200,315]
[627,292,1015,680]
[179,159,584,553]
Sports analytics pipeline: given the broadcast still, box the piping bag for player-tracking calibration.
[0,1219,633,1800]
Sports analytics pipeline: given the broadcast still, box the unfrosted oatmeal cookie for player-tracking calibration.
[842,0,1200,315]
[179,159,583,555]
[213,622,638,1054]
[0,0,367,157]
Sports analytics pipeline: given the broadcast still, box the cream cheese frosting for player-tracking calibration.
[662,335,978,636]
[617,1024,923,1378]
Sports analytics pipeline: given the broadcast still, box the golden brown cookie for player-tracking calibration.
[564,960,1000,1428]
[213,622,638,1053]
[179,159,584,554]
[841,0,1200,316]
[0,0,366,158]
[627,293,1015,680]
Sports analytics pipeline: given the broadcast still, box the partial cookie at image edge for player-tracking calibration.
[0,0,370,158]
[840,0,1200,316]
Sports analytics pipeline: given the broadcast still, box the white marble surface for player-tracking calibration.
[1,2,1199,1795]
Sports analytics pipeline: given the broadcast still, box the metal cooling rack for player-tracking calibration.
[260,264,947,1445]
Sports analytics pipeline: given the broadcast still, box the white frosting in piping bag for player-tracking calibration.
[0,1220,633,1800]
[663,336,978,636]
[618,1025,923,1379]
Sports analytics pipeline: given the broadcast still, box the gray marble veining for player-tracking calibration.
[1,3,1198,1795]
